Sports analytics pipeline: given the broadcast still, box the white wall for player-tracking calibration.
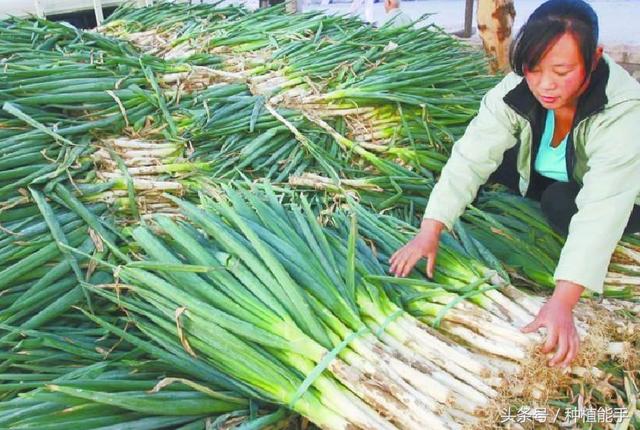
[0,0,39,17]
[0,0,133,18]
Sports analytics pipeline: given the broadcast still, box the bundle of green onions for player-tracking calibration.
[83,136,209,219]
[0,68,166,202]
[287,169,640,298]
[349,199,635,350]
[77,184,560,429]
[0,194,110,334]
[0,317,292,430]
[463,190,640,299]
[0,307,142,398]
[180,85,384,182]
[78,182,635,427]
[103,2,496,176]
[101,2,246,62]
[340,201,639,421]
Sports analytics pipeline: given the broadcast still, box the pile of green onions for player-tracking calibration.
[0,3,638,428]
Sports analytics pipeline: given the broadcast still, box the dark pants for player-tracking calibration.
[488,146,640,235]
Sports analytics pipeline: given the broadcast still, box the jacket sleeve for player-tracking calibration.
[423,75,521,229]
[554,102,640,294]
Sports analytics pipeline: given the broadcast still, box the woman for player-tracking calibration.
[389,0,640,368]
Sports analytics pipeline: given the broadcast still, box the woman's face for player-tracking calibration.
[524,32,589,111]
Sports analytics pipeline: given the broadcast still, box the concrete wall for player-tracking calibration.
[464,39,640,81]
[607,45,640,80]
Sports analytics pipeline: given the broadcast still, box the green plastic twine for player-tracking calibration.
[432,279,499,329]
[288,326,369,408]
[375,309,404,338]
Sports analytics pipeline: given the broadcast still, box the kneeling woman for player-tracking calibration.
[389,0,640,367]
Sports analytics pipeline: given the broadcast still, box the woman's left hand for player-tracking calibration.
[521,280,585,367]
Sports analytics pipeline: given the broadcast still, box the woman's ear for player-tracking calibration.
[593,45,604,70]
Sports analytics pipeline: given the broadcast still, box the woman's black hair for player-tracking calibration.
[510,0,599,76]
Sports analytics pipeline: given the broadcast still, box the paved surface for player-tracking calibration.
[302,0,640,47]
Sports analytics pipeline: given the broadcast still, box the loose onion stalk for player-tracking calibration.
[288,172,433,221]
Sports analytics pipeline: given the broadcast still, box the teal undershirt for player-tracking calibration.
[534,109,570,182]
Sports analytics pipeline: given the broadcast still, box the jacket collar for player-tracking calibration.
[503,58,610,124]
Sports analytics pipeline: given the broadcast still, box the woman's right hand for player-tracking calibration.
[389,218,445,278]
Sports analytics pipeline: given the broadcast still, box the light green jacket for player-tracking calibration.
[383,9,412,28]
[424,55,640,293]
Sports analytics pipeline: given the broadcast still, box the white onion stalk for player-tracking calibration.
[373,330,491,412]
[361,336,456,406]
